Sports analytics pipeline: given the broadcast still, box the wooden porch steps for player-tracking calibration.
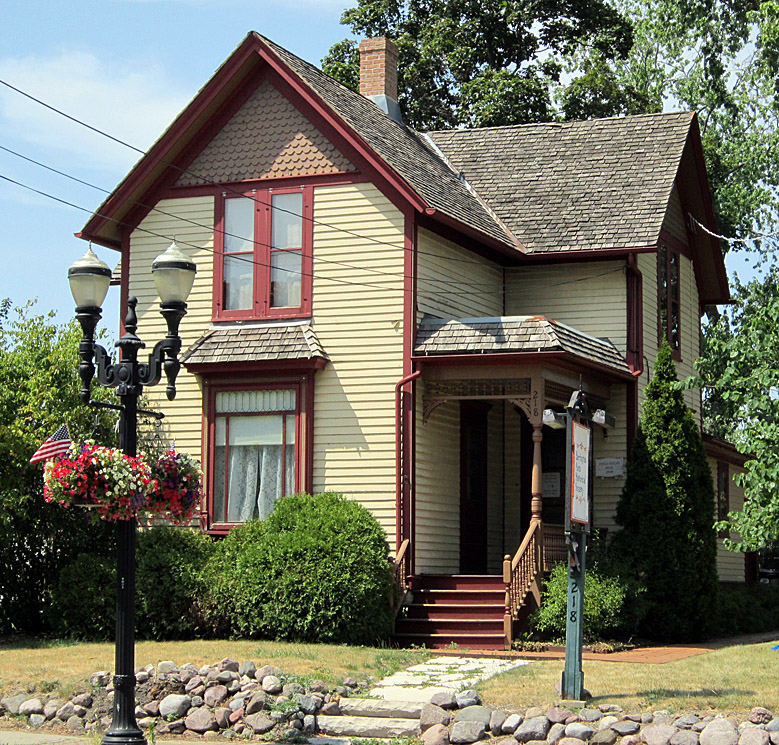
[393,574,507,650]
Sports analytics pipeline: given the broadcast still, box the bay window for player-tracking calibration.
[215,186,312,319]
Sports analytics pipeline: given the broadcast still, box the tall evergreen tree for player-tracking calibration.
[610,340,718,642]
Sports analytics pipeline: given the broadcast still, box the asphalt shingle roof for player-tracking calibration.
[427,113,694,253]
[258,34,518,251]
[182,324,327,366]
[415,315,631,375]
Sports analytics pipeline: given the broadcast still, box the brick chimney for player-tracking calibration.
[359,38,402,123]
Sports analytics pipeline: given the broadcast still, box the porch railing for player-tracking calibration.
[543,524,567,571]
[503,518,544,648]
[390,538,410,622]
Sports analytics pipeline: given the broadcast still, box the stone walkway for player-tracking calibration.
[370,655,530,702]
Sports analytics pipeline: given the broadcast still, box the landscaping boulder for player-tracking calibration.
[456,691,482,708]
[432,691,459,709]
[643,724,679,745]
[515,716,551,742]
[159,694,191,720]
[424,722,451,745]
[740,730,770,745]
[613,721,641,736]
[262,675,282,694]
[422,703,453,731]
[490,710,507,735]
[701,719,740,745]
[566,722,595,740]
[502,714,523,734]
[19,698,43,716]
[1,694,27,715]
[548,722,567,745]
[456,706,493,727]
[452,720,488,743]
[186,707,218,733]
[671,731,701,745]
[244,713,276,734]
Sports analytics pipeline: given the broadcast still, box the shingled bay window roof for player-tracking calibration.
[182,323,328,369]
[414,315,632,377]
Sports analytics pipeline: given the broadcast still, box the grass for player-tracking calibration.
[0,638,426,700]
[479,639,779,714]
[2,637,778,717]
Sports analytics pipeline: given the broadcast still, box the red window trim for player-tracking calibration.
[626,254,643,374]
[204,377,311,534]
[213,184,313,321]
[657,244,682,360]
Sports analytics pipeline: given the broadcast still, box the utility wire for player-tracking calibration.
[690,214,779,244]
[0,77,505,270]
[0,143,626,296]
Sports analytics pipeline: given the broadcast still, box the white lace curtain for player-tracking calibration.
[225,444,294,522]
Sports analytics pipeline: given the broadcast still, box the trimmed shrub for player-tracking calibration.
[712,583,779,637]
[202,492,393,644]
[136,526,215,639]
[531,561,632,641]
[48,553,116,640]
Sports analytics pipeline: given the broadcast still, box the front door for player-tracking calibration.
[460,402,489,573]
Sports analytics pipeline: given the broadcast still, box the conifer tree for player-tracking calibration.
[610,340,718,641]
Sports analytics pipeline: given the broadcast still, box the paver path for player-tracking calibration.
[370,654,529,701]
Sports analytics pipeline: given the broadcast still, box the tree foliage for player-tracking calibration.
[322,0,634,130]
[568,0,779,241]
[693,269,779,551]
[0,301,117,634]
[324,0,779,243]
[609,340,718,642]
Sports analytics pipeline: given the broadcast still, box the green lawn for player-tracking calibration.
[479,639,779,714]
[0,638,426,700]
[2,637,777,717]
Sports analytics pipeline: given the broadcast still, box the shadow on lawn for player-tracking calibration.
[0,636,77,650]
[591,687,754,704]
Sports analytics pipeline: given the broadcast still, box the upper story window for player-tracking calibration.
[657,244,681,357]
[215,186,312,319]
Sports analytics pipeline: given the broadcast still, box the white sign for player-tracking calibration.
[596,457,624,478]
[542,472,561,499]
[570,421,590,524]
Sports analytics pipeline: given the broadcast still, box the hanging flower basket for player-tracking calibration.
[147,450,203,525]
[43,442,202,523]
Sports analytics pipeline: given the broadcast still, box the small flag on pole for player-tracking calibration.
[30,424,72,463]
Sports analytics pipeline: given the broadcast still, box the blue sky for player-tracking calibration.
[0,0,353,330]
[0,0,753,335]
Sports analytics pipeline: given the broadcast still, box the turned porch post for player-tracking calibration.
[531,424,543,520]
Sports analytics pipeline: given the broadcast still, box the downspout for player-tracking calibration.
[395,370,421,552]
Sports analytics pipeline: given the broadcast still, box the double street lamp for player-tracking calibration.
[67,243,196,745]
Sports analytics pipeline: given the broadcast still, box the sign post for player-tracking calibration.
[561,390,593,703]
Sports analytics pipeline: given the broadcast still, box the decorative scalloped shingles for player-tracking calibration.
[176,81,355,186]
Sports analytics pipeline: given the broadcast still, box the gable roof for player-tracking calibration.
[427,113,694,254]
[79,32,517,255]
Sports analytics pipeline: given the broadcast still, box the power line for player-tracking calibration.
[0,76,506,270]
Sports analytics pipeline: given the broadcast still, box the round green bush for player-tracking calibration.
[531,561,631,641]
[202,492,393,644]
[136,526,215,639]
[48,553,116,640]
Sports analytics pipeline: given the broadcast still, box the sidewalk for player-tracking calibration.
[427,630,779,664]
[0,730,205,745]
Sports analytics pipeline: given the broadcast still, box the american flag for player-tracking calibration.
[30,424,72,463]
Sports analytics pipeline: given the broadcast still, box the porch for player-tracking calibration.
[392,315,634,649]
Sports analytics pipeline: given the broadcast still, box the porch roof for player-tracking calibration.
[414,315,632,377]
[182,323,328,369]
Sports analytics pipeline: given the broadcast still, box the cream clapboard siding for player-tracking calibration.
[416,228,503,320]
[414,228,503,572]
[711,459,748,583]
[311,183,405,543]
[129,196,214,462]
[505,262,627,353]
[415,396,460,573]
[591,385,628,533]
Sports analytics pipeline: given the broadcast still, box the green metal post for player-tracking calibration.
[561,531,586,700]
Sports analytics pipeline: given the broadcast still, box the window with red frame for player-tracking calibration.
[210,387,299,524]
[717,461,730,538]
[658,245,681,356]
[215,187,312,319]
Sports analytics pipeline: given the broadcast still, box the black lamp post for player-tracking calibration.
[68,243,196,745]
